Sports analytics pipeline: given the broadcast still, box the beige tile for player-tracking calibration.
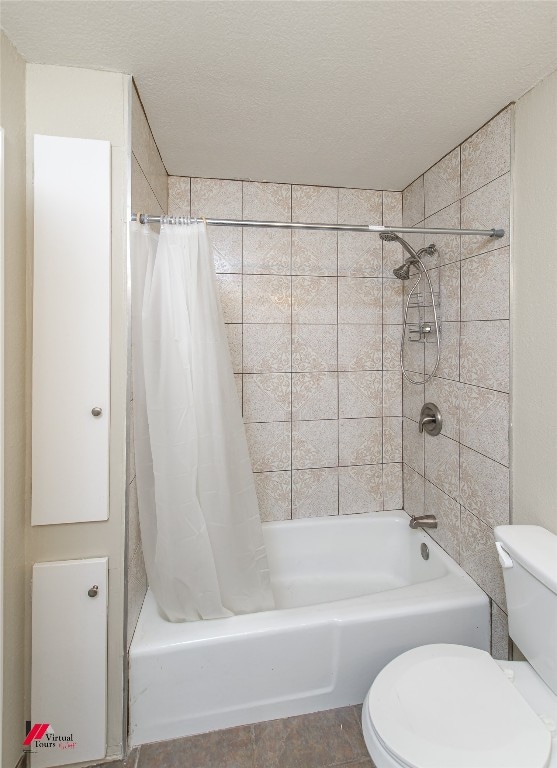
[424,376,460,441]
[254,471,292,522]
[216,273,242,323]
[491,602,510,660]
[293,419,338,470]
[191,177,242,219]
[242,181,291,220]
[339,464,383,514]
[460,384,509,466]
[424,147,460,218]
[132,90,168,212]
[427,321,460,381]
[460,507,506,609]
[243,275,291,323]
[439,261,460,321]
[382,279,403,324]
[243,324,291,373]
[403,417,424,475]
[383,370,402,416]
[339,277,382,324]
[461,247,510,321]
[424,480,460,561]
[338,187,382,224]
[425,432,459,500]
[292,276,337,324]
[403,464,425,516]
[403,376,425,422]
[383,237,405,278]
[210,226,243,273]
[292,230,337,276]
[132,156,163,229]
[338,324,382,371]
[402,176,424,227]
[245,422,291,472]
[339,417,382,466]
[383,325,402,370]
[402,332,425,375]
[460,320,509,392]
[339,371,382,418]
[424,202,461,267]
[292,468,339,517]
[383,462,403,509]
[225,324,242,373]
[138,723,254,768]
[168,175,190,215]
[243,228,291,275]
[292,372,338,420]
[292,324,337,372]
[460,445,509,528]
[461,172,510,258]
[461,107,512,197]
[243,374,291,423]
[338,232,382,277]
[383,191,402,226]
[234,373,243,409]
[383,417,402,463]
[292,185,338,223]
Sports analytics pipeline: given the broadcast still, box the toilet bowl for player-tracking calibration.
[362,524,557,768]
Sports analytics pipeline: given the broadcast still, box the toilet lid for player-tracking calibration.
[367,644,551,768]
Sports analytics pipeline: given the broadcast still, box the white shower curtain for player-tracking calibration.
[130,220,274,621]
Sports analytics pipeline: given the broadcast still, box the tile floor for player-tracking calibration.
[94,706,375,768]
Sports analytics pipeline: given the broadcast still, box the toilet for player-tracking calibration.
[362,524,557,768]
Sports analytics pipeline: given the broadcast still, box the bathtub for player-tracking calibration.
[129,511,489,746]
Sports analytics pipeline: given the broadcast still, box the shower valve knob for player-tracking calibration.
[88,585,99,598]
[91,407,103,417]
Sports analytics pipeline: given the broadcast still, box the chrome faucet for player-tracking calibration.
[409,514,438,529]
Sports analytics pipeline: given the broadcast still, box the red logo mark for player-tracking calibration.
[23,724,50,745]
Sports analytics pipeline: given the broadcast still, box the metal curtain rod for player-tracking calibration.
[131,213,504,238]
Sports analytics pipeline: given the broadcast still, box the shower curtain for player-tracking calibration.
[130,220,274,621]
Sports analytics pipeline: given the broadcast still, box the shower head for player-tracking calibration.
[392,260,414,280]
[379,232,400,242]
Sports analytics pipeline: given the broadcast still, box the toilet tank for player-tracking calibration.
[495,525,557,694]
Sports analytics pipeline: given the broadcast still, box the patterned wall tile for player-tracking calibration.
[383,463,403,509]
[460,507,506,609]
[461,107,511,198]
[424,433,459,500]
[292,185,338,224]
[382,279,403,324]
[427,321,460,381]
[216,273,242,323]
[403,376,424,422]
[338,324,382,371]
[243,181,291,220]
[383,191,402,226]
[338,188,382,225]
[402,332,426,375]
[424,148,461,218]
[292,276,337,324]
[234,373,243,408]
[424,202,461,268]
[339,417,382,466]
[243,323,291,373]
[210,227,243,273]
[254,471,292,522]
[245,422,291,472]
[168,175,190,216]
[243,373,291,423]
[339,371,383,418]
[225,324,242,373]
[460,445,510,528]
[339,278,382,324]
[424,479,460,560]
[132,89,168,212]
[438,261,461,321]
[338,232,382,277]
[403,464,425,516]
[424,376,460,441]
[383,370,402,417]
[461,173,510,258]
[402,175,425,227]
[191,177,243,219]
[383,417,402,463]
[383,325,402,370]
[460,320,509,392]
[292,468,339,517]
[403,417,424,475]
[292,372,338,420]
[243,274,291,323]
[491,602,510,660]
[292,324,337,372]
[292,230,337,276]
[243,229,291,275]
[460,384,509,466]
[292,419,338,469]
[461,247,510,321]
[339,464,383,514]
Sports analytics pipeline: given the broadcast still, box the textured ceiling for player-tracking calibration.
[2,1,557,190]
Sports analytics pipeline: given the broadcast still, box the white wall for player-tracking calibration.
[512,69,557,534]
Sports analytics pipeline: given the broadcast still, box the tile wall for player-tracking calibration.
[400,106,512,658]
[168,178,406,520]
[128,86,168,646]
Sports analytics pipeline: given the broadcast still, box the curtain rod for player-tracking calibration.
[131,213,504,238]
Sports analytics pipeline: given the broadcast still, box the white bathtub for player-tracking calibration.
[129,511,489,746]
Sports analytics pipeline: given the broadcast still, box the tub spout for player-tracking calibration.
[409,514,438,529]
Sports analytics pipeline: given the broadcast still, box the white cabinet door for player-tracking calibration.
[32,134,111,525]
[31,558,108,767]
